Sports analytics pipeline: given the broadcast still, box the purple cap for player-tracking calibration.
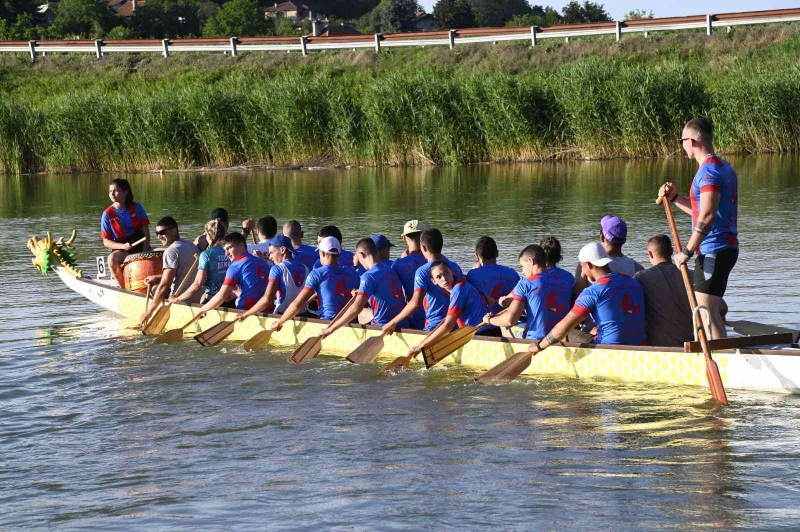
[370,234,395,249]
[601,215,627,246]
[268,235,294,252]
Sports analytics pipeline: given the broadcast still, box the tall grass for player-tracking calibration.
[1,56,799,174]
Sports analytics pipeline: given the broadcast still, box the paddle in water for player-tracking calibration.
[194,316,240,347]
[289,295,358,364]
[242,328,274,352]
[346,332,388,364]
[475,351,535,384]
[378,319,450,376]
[658,188,728,406]
[154,312,204,345]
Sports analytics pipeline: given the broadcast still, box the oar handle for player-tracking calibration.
[173,253,200,297]
[130,236,147,247]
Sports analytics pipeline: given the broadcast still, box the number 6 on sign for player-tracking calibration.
[96,256,107,278]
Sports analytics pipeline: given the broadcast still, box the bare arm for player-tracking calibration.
[239,281,279,319]
[141,226,151,251]
[320,293,367,336]
[408,315,458,354]
[684,190,720,252]
[171,269,208,304]
[484,300,525,328]
[270,289,315,329]
[382,290,424,333]
[139,268,176,324]
[103,237,131,251]
[528,311,585,353]
[195,285,235,317]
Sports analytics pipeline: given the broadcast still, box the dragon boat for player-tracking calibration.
[30,231,800,396]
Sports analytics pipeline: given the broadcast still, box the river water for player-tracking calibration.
[2,156,800,529]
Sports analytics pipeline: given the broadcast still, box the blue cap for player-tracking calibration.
[269,235,294,252]
[371,234,395,249]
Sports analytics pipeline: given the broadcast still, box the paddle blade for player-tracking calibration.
[475,352,533,384]
[153,328,185,345]
[706,357,729,406]
[194,321,237,347]
[421,325,479,369]
[378,354,413,376]
[142,305,171,335]
[290,336,323,364]
[346,336,385,364]
[242,330,273,352]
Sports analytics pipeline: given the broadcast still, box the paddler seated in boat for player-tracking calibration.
[466,236,518,314]
[169,218,232,306]
[101,178,151,290]
[193,232,270,316]
[659,117,739,340]
[243,215,278,261]
[283,219,318,271]
[527,242,646,355]
[194,207,229,252]
[487,244,572,341]
[381,228,463,335]
[390,220,428,330]
[573,215,644,299]
[312,226,361,273]
[237,235,309,319]
[371,234,395,267]
[540,235,575,286]
[405,260,492,357]
[139,217,202,325]
[267,236,360,331]
[318,237,409,336]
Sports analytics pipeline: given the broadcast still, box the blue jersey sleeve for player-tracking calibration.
[413,267,429,294]
[573,285,598,317]
[358,271,376,298]
[447,284,467,318]
[512,278,529,301]
[268,264,282,283]
[198,249,211,272]
[304,269,321,292]
[222,262,242,287]
[100,213,113,240]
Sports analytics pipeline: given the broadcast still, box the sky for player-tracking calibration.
[417,0,799,21]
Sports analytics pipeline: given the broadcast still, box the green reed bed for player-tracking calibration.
[1,56,799,174]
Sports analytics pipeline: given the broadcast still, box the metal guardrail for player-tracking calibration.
[1,7,799,60]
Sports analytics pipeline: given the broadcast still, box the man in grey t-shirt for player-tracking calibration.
[139,216,201,326]
[634,234,694,347]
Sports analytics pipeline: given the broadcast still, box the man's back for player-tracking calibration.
[634,263,694,347]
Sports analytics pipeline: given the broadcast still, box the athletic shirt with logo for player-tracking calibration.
[414,257,463,331]
[690,155,739,254]
[447,281,489,329]
[466,263,520,314]
[222,254,270,310]
[100,202,149,242]
[391,252,428,329]
[512,269,572,340]
[268,258,309,314]
[549,266,576,288]
[293,244,318,271]
[303,264,360,320]
[198,245,230,297]
[572,273,646,345]
[358,262,408,328]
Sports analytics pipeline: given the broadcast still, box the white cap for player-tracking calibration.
[402,220,426,236]
[318,236,341,255]
[578,242,613,267]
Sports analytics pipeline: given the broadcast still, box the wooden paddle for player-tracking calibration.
[475,351,535,384]
[658,190,729,405]
[242,328,274,352]
[421,308,510,369]
[154,313,204,345]
[346,332,387,364]
[194,317,239,347]
[289,295,359,364]
[377,319,450,376]
[142,253,200,335]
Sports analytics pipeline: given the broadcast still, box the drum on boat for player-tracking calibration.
[122,251,163,293]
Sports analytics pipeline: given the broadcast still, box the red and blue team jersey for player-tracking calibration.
[447,281,490,330]
[548,266,575,288]
[512,270,572,340]
[572,273,646,345]
[391,252,428,329]
[413,256,463,331]
[303,264,360,320]
[100,202,149,242]
[358,262,408,328]
[466,264,519,313]
[690,155,739,254]
[223,254,270,310]
[267,258,308,312]
[293,244,318,271]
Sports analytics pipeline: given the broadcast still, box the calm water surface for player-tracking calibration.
[2,157,800,529]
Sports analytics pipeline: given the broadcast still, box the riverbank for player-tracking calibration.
[1,23,799,174]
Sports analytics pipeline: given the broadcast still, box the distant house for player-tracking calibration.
[265,1,314,22]
[409,11,436,31]
[108,0,145,17]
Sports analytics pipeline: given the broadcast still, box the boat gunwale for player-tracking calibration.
[74,274,800,357]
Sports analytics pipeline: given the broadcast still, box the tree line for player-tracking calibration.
[0,0,651,41]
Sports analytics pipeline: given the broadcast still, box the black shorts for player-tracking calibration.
[694,247,738,297]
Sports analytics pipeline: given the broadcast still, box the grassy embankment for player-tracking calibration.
[0,23,799,174]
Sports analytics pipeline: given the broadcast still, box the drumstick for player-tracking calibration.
[130,236,147,248]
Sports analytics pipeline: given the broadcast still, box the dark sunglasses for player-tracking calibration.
[156,229,170,236]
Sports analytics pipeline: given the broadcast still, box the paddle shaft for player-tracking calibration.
[658,192,729,405]
[142,253,199,333]
[290,294,359,363]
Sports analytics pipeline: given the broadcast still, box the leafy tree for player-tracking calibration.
[0,0,42,24]
[469,0,529,27]
[106,24,134,39]
[506,4,561,27]
[433,0,475,29]
[202,0,274,36]
[0,11,44,39]
[129,0,203,38]
[561,0,610,24]
[273,16,298,35]
[312,0,380,20]
[380,0,418,33]
[624,8,653,20]
[51,0,114,38]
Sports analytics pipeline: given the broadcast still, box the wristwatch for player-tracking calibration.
[535,340,544,351]
[682,248,695,258]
